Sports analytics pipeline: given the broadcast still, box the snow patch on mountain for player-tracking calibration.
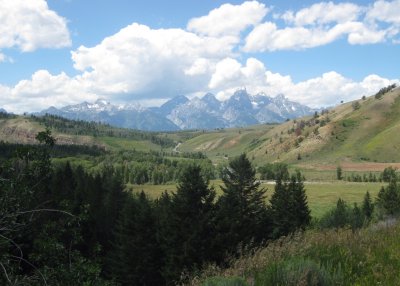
[37,90,315,131]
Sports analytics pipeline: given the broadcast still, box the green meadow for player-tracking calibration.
[129,180,383,218]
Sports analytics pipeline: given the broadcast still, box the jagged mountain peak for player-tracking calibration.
[200,93,220,109]
[201,92,217,102]
[94,98,111,106]
[158,95,189,115]
[274,93,286,100]
[164,94,189,105]
[224,89,253,111]
[36,90,314,131]
[231,89,250,100]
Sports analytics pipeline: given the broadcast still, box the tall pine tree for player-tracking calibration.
[362,191,374,221]
[377,181,400,216]
[216,154,270,255]
[290,171,311,230]
[270,171,310,238]
[112,192,163,286]
[269,175,294,238]
[160,165,216,284]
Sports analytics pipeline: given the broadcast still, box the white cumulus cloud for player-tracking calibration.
[0,0,398,114]
[2,70,97,113]
[0,0,71,53]
[281,2,362,26]
[71,23,237,99]
[208,58,398,107]
[366,0,400,24]
[187,1,268,37]
[244,0,399,52]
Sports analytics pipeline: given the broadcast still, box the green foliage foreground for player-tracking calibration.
[1,130,398,286]
[197,220,400,286]
[0,131,311,285]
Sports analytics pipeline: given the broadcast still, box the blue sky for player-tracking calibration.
[0,0,399,113]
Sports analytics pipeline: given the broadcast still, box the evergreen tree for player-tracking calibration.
[290,171,311,230]
[270,171,310,238]
[270,175,294,238]
[351,203,364,230]
[0,130,113,285]
[336,166,343,180]
[112,192,163,286]
[51,162,76,208]
[216,154,270,255]
[319,198,353,229]
[362,191,374,221]
[376,181,400,216]
[381,166,397,182]
[160,165,216,284]
[333,198,349,228]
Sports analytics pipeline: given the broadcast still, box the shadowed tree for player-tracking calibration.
[270,170,310,238]
[376,181,400,216]
[112,192,163,286]
[290,171,311,230]
[362,191,374,222]
[160,165,216,284]
[216,154,270,256]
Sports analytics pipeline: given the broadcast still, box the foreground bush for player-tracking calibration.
[255,257,344,285]
[189,220,400,286]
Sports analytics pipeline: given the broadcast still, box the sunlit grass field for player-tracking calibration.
[128,180,383,218]
[99,136,164,152]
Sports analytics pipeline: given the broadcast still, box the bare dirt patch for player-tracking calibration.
[224,138,239,148]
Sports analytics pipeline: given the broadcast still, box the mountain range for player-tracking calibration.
[36,90,315,131]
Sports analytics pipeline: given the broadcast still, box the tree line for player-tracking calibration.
[0,141,106,158]
[337,165,399,182]
[30,114,175,148]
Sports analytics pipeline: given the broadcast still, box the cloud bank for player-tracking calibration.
[0,0,399,113]
[0,0,71,52]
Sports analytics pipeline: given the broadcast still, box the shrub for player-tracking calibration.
[375,83,397,99]
[318,199,366,230]
[352,101,361,110]
[258,163,289,180]
[255,257,343,286]
[381,166,398,182]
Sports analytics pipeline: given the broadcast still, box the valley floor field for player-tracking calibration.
[298,162,400,172]
[129,180,383,218]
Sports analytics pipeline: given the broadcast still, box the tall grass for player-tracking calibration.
[188,220,400,286]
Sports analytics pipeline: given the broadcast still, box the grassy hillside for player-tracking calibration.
[249,86,400,166]
[176,87,400,171]
[2,86,399,171]
[178,124,276,164]
[0,114,175,152]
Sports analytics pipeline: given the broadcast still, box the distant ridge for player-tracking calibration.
[37,90,315,131]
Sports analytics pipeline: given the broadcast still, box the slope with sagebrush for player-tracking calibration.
[179,87,400,167]
[248,86,400,165]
